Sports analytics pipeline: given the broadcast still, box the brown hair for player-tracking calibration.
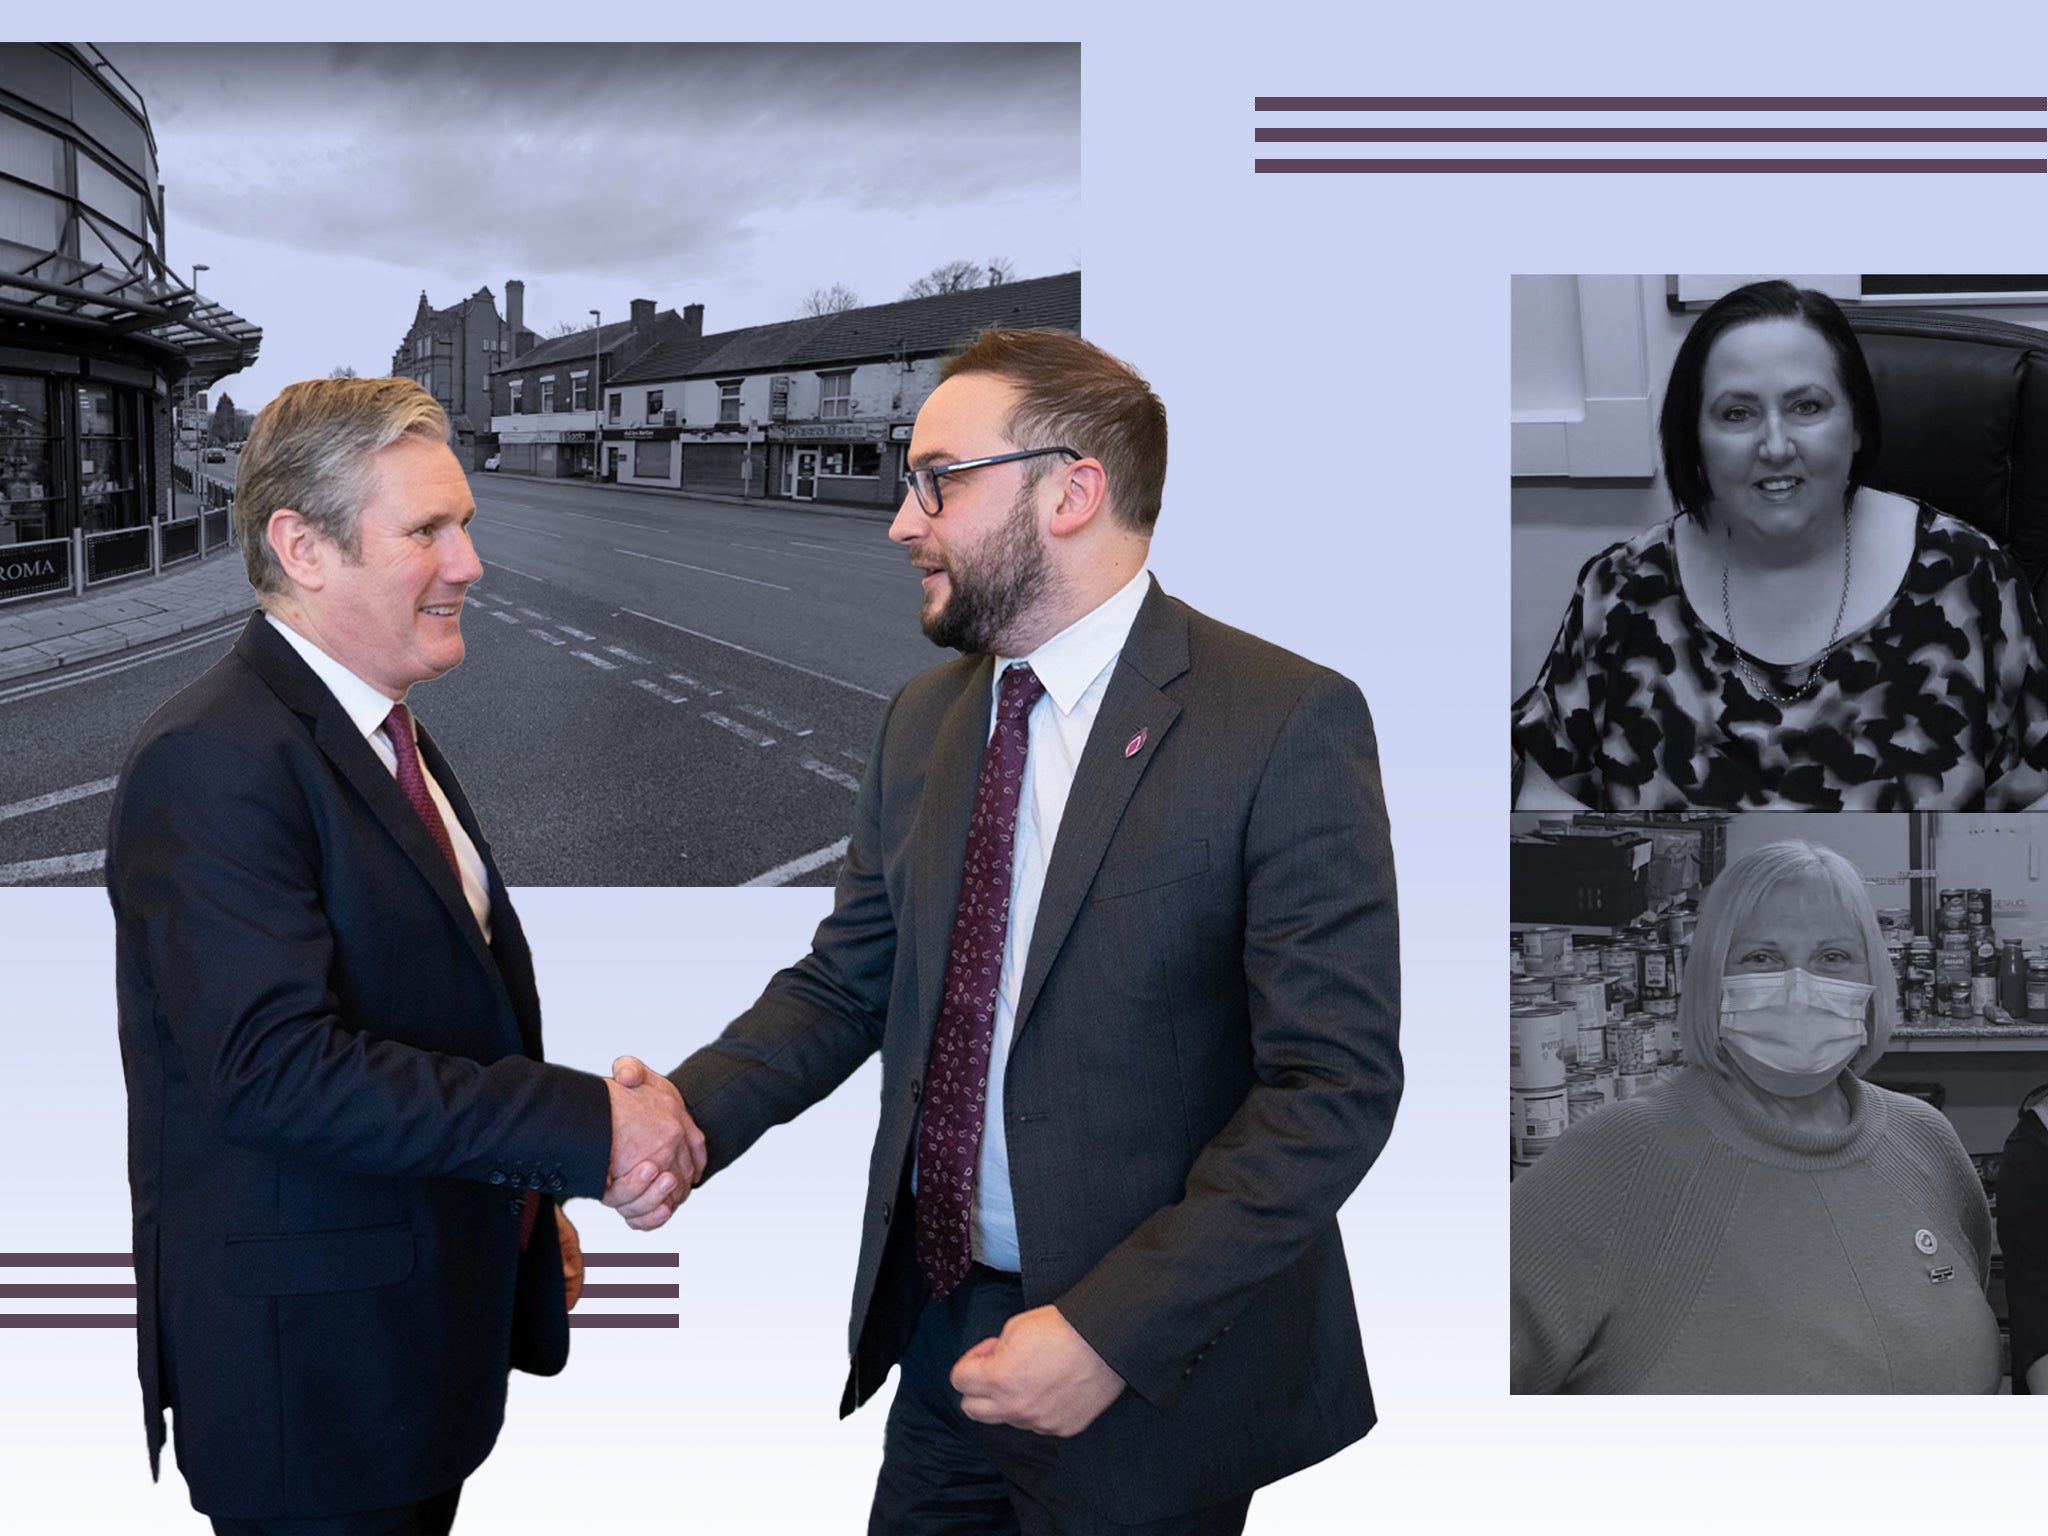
[234,377,450,596]
[940,328,1168,533]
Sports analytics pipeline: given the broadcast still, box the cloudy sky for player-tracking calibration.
[101,43,1080,411]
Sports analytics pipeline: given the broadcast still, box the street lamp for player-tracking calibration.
[589,308,601,480]
[182,263,209,496]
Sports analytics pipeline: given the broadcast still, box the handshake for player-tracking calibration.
[598,1055,706,1231]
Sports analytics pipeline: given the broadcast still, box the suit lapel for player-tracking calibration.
[1013,584,1190,1040]
[235,616,508,1000]
[912,656,998,1046]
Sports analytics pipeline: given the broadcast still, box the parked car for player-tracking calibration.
[203,447,227,463]
[482,454,501,472]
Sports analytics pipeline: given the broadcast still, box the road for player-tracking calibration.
[0,474,943,886]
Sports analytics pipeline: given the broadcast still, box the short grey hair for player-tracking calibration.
[1677,839,1897,1080]
[234,377,451,597]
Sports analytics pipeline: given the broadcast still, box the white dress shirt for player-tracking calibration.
[265,614,493,941]
[971,567,1152,1269]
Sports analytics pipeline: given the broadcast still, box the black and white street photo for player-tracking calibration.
[0,42,1079,884]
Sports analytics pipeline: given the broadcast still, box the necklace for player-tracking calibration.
[1720,504,1853,706]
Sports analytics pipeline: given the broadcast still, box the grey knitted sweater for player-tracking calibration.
[1511,1067,1998,1393]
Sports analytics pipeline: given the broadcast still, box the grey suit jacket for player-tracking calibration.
[672,580,1401,1520]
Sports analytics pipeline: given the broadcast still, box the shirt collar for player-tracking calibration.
[998,567,1151,714]
[265,612,407,743]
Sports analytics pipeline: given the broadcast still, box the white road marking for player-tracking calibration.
[611,550,790,591]
[623,610,889,700]
[0,849,105,883]
[516,608,550,622]
[487,525,562,538]
[789,539,904,565]
[737,702,813,737]
[631,679,689,704]
[666,671,704,688]
[554,510,672,532]
[571,650,619,671]
[0,620,244,705]
[529,629,566,646]
[797,757,861,792]
[489,610,521,624]
[703,712,774,747]
[482,558,549,583]
[742,837,849,888]
[0,777,119,822]
[605,646,651,664]
[557,625,595,641]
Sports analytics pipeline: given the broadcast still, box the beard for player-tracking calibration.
[917,481,1053,654]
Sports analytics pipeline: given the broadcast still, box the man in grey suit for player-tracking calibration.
[613,328,1401,1533]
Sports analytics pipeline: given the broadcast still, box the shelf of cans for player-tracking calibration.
[1511,913,1692,1178]
[1511,886,2048,1178]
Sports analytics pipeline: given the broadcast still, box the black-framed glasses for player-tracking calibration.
[902,446,1080,516]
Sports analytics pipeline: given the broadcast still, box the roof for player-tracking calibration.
[495,313,682,374]
[610,272,1081,386]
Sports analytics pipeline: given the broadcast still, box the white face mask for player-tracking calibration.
[1719,967,1874,1098]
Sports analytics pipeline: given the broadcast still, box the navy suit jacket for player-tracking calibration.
[107,614,612,1521]
[673,582,1402,1522]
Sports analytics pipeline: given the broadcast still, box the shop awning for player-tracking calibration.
[0,246,262,391]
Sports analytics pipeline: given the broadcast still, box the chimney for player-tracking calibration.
[505,279,525,336]
[630,297,655,341]
[684,302,704,339]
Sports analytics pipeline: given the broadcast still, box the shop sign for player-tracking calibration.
[772,421,884,442]
[0,537,72,603]
[770,376,791,419]
[889,424,913,442]
[615,426,682,440]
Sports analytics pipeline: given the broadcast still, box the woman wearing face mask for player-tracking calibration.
[1511,840,1999,1393]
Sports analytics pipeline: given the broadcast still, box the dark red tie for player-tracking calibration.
[385,704,538,1248]
[916,662,1046,1300]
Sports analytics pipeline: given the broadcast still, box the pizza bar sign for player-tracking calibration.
[0,541,69,603]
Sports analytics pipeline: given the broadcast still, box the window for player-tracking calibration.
[416,335,430,360]
[422,369,433,399]
[718,380,742,425]
[571,371,590,411]
[608,392,622,423]
[820,443,881,477]
[508,379,523,414]
[540,378,555,413]
[819,371,853,420]
[646,388,664,417]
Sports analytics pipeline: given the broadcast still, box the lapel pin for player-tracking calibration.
[1125,727,1147,759]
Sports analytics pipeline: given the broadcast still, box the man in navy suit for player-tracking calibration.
[109,378,702,1535]
[615,330,1402,1534]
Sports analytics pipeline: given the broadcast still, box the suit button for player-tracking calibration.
[548,1174,566,1194]
[507,1198,524,1215]
[489,1169,507,1185]
[508,1171,525,1189]
[881,1200,893,1225]
[909,1079,921,1102]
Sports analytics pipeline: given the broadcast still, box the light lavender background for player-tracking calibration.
[6,0,2045,1533]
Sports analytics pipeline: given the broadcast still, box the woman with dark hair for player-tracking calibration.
[1511,841,1998,1393]
[1513,279,2048,810]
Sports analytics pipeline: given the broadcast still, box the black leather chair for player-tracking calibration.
[1847,307,2048,604]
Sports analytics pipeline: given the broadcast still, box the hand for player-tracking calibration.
[950,1305,1125,1438]
[556,1205,584,1310]
[601,1055,706,1231]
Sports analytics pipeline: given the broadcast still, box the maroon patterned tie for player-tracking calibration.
[384,704,538,1248]
[916,662,1047,1300]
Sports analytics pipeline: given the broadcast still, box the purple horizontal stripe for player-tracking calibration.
[568,1314,678,1329]
[582,1252,678,1268]
[1257,126,2046,143]
[0,1254,132,1267]
[1254,96,2048,112]
[578,1283,680,1299]
[1256,157,2046,174]
[0,1284,135,1298]
[0,1314,136,1328]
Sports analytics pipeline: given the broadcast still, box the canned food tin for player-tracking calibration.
[1520,927,1573,968]
[1512,1087,1570,1159]
[1612,1017,1658,1074]
[1615,1072,1660,1100]
[1637,945,1676,1000]
[1510,1005,1570,1090]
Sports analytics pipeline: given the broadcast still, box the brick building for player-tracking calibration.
[389,283,528,470]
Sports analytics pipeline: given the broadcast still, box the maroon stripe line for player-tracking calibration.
[0,1254,132,1267]
[1256,157,2046,174]
[578,1283,680,1299]
[0,1284,136,1298]
[0,1314,136,1328]
[568,1314,678,1329]
[1255,96,2047,112]
[1257,126,2047,144]
[582,1252,678,1268]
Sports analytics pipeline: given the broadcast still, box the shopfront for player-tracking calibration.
[768,421,909,508]
[1,359,161,546]
[496,429,596,479]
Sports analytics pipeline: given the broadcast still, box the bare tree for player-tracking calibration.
[901,258,1011,300]
[327,365,359,378]
[801,283,862,316]
[546,319,588,338]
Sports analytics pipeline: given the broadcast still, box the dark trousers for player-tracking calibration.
[870,1267,1251,1536]
[210,1484,462,1536]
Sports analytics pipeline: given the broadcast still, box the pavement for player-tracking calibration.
[0,543,254,684]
